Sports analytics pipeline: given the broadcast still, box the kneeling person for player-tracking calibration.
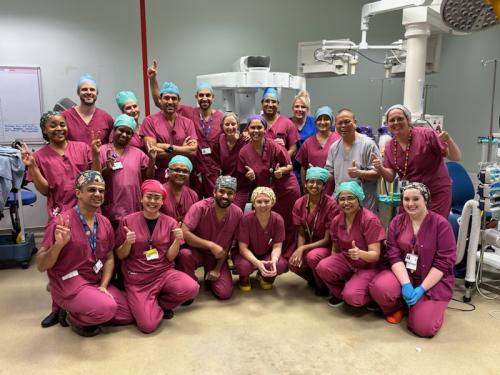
[178,176,243,300]
[36,171,133,337]
[115,180,199,333]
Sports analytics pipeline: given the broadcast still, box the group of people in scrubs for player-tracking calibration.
[19,68,461,338]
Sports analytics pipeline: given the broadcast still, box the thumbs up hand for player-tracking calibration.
[347,160,360,179]
[172,222,184,244]
[124,226,136,245]
[347,240,360,260]
[244,165,255,181]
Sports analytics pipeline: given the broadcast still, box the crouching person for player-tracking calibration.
[115,180,200,333]
[37,171,133,337]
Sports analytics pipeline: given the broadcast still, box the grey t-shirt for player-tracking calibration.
[325,133,380,212]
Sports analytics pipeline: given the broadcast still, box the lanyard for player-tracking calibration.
[304,195,322,242]
[74,206,97,256]
[199,111,213,142]
[393,129,412,179]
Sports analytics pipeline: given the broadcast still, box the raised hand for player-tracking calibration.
[17,142,36,168]
[172,222,184,244]
[371,152,382,171]
[347,160,360,179]
[105,149,116,171]
[54,214,71,247]
[146,141,157,160]
[245,165,255,181]
[123,226,136,246]
[437,128,450,144]
[147,59,158,78]
[91,131,102,156]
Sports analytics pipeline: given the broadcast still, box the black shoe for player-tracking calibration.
[163,309,175,320]
[328,296,344,308]
[366,302,380,312]
[70,324,101,337]
[181,299,194,306]
[58,310,69,327]
[41,311,59,328]
[314,287,329,297]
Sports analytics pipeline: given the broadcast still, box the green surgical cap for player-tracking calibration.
[315,106,334,121]
[306,167,329,183]
[115,91,138,110]
[168,155,193,173]
[113,114,137,132]
[336,181,365,202]
[196,82,214,93]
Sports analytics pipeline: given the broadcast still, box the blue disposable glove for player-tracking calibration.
[407,285,426,306]
[401,282,414,302]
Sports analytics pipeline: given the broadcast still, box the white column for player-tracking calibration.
[403,23,431,118]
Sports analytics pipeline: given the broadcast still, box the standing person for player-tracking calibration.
[36,171,133,337]
[115,180,199,333]
[369,183,456,337]
[290,90,317,188]
[177,176,243,301]
[372,104,461,218]
[161,156,199,222]
[19,111,101,328]
[235,187,288,291]
[141,81,198,183]
[64,74,113,144]
[115,90,144,149]
[295,106,340,195]
[316,181,386,308]
[148,61,222,198]
[212,112,248,210]
[237,115,301,258]
[289,167,339,296]
[325,108,380,213]
[99,114,156,228]
[261,88,300,158]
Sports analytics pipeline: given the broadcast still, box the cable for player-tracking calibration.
[356,50,386,65]
[474,246,499,300]
[447,298,476,312]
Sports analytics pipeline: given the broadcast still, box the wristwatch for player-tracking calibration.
[167,144,174,153]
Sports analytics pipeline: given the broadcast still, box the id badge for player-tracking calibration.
[93,259,103,274]
[145,248,159,261]
[405,253,418,271]
[112,161,124,170]
[201,147,212,155]
[62,270,79,281]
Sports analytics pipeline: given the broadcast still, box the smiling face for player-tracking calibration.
[78,82,98,106]
[402,188,427,218]
[247,119,266,142]
[335,110,356,139]
[168,162,190,186]
[316,115,332,133]
[306,179,325,197]
[113,125,133,147]
[196,89,214,111]
[76,182,105,209]
[141,191,163,215]
[387,109,410,138]
[160,93,180,115]
[214,187,235,209]
[261,98,279,118]
[43,114,67,143]
[122,101,140,121]
[292,98,308,121]
[252,193,274,215]
[222,114,238,137]
[337,191,360,216]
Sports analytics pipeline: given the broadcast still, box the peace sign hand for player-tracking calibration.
[17,142,36,168]
[54,214,71,247]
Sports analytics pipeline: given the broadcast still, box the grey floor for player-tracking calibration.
[1,260,500,375]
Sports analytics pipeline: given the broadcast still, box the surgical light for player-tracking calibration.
[441,0,499,32]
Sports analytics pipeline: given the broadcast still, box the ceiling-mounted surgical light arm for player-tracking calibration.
[359,0,433,48]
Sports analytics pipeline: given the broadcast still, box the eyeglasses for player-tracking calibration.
[143,194,163,202]
[170,168,190,174]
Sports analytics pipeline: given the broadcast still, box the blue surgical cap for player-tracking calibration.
[160,81,180,97]
[115,91,138,110]
[315,106,334,121]
[78,73,97,91]
[196,82,214,94]
[336,181,365,202]
[262,87,279,102]
[168,155,193,173]
[113,114,137,132]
